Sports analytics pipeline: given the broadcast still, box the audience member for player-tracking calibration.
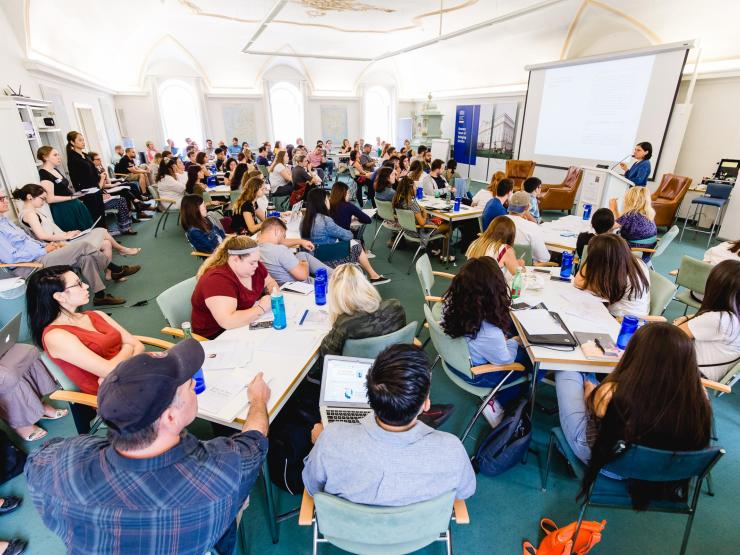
[703,238,740,265]
[257,217,330,285]
[114,147,150,195]
[37,145,94,231]
[466,215,524,282]
[329,181,371,232]
[350,150,372,205]
[421,159,455,198]
[392,176,451,261]
[339,139,351,154]
[111,145,124,164]
[575,207,615,258]
[228,162,249,191]
[373,166,397,202]
[359,143,374,168]
[407,159,424,184]
[65,131,106,226]
[204,138,215,159]
[181,195,225,254]
[231,177,266,234]
[185,165,207,196]
[307,145,326,182]
[144,141,158,163]
[255,146,269,167]
[522,177,543,223]
[443,159,461,188]
[609,186,658,259]
[268,150,293,196]
[214,147,227,170]
[506,191,550,263]
[155,158,186,209]
[228,137,242,157]
[472,171,505,208]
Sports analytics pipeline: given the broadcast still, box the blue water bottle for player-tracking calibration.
[314,268,328,306]
[616,315,639,350]
[207,175,217,187]
[416,185,424,200]
[182,322,206,394]
[582,203,592,221]
[271,287,287,329]
[454,196,461,212]
[560,251,574,279]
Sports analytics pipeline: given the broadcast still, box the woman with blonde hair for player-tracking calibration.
[231,176,267,234]
[609,186,658,259]
[191,235,278,338]
[472,170,505,208]
[466,215,524,282]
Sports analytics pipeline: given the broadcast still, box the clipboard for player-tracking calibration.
[518,311,577,347]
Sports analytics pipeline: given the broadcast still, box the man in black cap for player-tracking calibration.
[25,339,270,555]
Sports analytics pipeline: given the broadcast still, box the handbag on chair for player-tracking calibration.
[523,518,606,555]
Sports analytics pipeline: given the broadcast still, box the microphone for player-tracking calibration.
[610,155,631,171]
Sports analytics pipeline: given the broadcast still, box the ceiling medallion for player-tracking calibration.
[297,0,395,17]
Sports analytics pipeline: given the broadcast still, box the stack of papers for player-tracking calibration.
[198,368,270,421]
[515,309,567,335]
[282,281,314,295]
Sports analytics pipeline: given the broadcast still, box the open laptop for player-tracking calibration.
[68,216,102,241]
[319,355,375,426]
[0,313,22,360]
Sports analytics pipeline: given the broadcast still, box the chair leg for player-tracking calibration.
[461,387,497,443]
[369,223,384,250]
[705,471,715,497]
[570,502,589,555]
[542,432,556,492]
[154,212,165,238]
[162,210,170,232]
[388,232,404,262]
[313,520,319,555]
[679,509,697,555]
[447,525,453,555]
[407,245,424,274]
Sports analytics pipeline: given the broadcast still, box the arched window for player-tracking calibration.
[158,79,204,148]
[269,82,304,144]
[364,86,392,145]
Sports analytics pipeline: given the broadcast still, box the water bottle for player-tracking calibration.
[453,196,461,212]
[416,185,424,200]
[207,175,216,187]
[182,322,206,394]
[314,268,328,306]
[560,251,574,279]
[271,287,287,330]
[582,203,592,221]
[511,268,523,299]
[616,315,639,350]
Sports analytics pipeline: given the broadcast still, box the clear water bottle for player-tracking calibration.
[616,315,639,350]
[271,287,287,330]
[182,322,206,394]
[511,268,523,299]
[314,268,328,306]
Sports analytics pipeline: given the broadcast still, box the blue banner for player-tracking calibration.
[453,105,480,165]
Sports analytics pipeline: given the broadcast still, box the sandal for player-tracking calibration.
[20,427,47,442]
[41,408,68,420]
[121,248,142,257]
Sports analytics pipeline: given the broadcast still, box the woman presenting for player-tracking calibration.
[619,141,652,186]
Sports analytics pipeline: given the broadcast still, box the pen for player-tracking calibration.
[593,338,606,354]
[299,309,309,326]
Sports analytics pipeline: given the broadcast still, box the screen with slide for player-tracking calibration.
[518,47,688,178]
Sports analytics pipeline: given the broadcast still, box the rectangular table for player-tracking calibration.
[539,215,593,253]
[419,196,483,261]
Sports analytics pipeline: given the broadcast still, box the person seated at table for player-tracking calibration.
[25,339,271,555]
[421,159,455,198]
[481,177,513,231]
[609,186,657,260]
[407,159,424,186]
[687,238,740,302]
[255,146,269,167]
[195,151,212,180]
[0,342,66,442]
[575,208,615,258]
[618,141,652,187]
[339,138,351,154]
[213,147,226,171]
[191,235,278,339]
[472,171,504,209]
[443,159,461,188]
[303,343,475,505]
[329,181,372,232]
[231,177,267,235]
[442,257,535,426]
[185,165,207,196]
[307,143,327,182]
[555,323,711,509]
[373,166,397,202]
[27,265,145,395]
[300,189,389,284]
[183,148,197,170]
[228,136,242,157]
[574,234,650,318]
[506,191,552,264]
[222,158,238,187]
[466,215,524,282]
[155,158,187,209]
[392,176,452,261]
[268,150,294,197]
[673,260,740,381]
[292,154,323,188]
[181,195,225,254]
[228,162,250,192]
[523,177,543,223]
[359,143,374,167]
[257,217,331,285]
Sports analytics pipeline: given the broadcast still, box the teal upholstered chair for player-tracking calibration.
[673,256,712,314]
[298,489,469,554]
[513,243,533,266]
[155,276,205,340]
[389,209,446,273]
[342,321,418,358]
[370,199,401,250]
[649,269,678,317]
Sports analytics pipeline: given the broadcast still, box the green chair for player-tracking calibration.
[149,184,179,238]
[257,164,270,184]
[299,489,469,554]
[423,304,527,443]
[649,269,678,317]
[652,225,680,260]
[342,322,418,358]
[542,427,724,555]
[673,256,712,314]
[370,199,401,250]
[513,243,533,266]
[415,253,454,307]
[389,209,446,274]
[156,277,198,337]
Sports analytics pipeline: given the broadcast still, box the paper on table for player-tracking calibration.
[197,368,271,420]
[201,339,253,370]
[256,330,322,354]
[515,309,567,335]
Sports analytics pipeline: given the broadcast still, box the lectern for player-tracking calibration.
[576,167,633,216]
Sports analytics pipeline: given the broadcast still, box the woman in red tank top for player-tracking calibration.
[27,266,145,394]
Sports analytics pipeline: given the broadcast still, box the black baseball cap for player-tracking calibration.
[98,339,205,434]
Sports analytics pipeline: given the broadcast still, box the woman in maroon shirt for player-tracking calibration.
[191,236,279,338]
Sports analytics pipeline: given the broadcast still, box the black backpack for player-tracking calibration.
[472,398,532,476]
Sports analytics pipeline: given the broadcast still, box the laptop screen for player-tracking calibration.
[322,357,372,404]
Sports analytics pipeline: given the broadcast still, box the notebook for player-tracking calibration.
[575,332,621,361]
[515,309,577,346]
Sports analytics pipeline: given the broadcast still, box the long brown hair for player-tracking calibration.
[582,323,712,509]
[408,160,424,182]
[579,234,649,304]
[466,215,516,259]
[65,131,82,156]
[269,150,286,172]
[728,239,740,255]
[695,260,740,323]
[488,170,506,194]
[329,181,349,217]
[180,195,208,232]
[233,176,263,212]
[392,176,415,209]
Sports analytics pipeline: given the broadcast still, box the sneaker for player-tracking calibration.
[482,398,505,428]
[369,275,391,285]
[111,264,141,281]
[93,294,126,306]
[418,404,455,429]
[366,250,376,259]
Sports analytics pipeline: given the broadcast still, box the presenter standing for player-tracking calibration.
[619,142,652,186]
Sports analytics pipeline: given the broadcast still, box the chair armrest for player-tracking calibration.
[534,262,558,267]
[453,499,470,524]
[470,362,526,376]
[50,389,98,409]
[190,251,211,258]
[160,327,208,342]
[158,197,178,204]
[432,271,455,280]
[298,490,314,526]
[412,337,422,347]
[134,336,175,350]
[0,262,43,269]
[669,269,679,276]
[631,247,656,254]
[425,295,444,303]
[701,378,731,394]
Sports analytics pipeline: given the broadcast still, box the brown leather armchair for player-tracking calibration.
[651,173,692,227]
[505,160,535,191]
[539,166,583,214]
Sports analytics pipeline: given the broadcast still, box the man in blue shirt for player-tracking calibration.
[25,339,271,555]
[255,145,270,166]
[481,177,514,231]
[227,137,242,157]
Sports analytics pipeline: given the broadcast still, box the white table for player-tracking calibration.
[539,215,592,252]
[418,196,483,260]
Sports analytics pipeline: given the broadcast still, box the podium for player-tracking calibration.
[575,167,632,217]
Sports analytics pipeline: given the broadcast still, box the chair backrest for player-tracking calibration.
[648,270,677,316]
[415,254,435,297]
[375,199,396,223]
[396,208,420,234]
[156,276,197,328]
[41,351,80,392]
[653,225,679,258]
[342,321,418,358]
[258,165,269,179]
[676,256,712,295]
[313,490,455,555]
[229,190,240,204]
[705,182,733,199]
[653,174,692,202]
[513,243,533,266]
[562,166,583,190]
[423,304,473,378]
[602,442,724,483]
[719,359,740,389]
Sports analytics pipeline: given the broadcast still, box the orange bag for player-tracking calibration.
[522,518,606,555]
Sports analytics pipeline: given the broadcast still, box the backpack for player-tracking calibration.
[290,182,309,207]
[523,518,606,554]
[472,398,532,476]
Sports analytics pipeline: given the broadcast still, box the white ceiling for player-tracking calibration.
[15,0,740,97]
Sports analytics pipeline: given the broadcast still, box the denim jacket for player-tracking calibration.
[310,214,353,245]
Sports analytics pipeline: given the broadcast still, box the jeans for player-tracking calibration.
[555,371,600,464]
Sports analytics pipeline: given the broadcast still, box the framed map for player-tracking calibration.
[222,103,257,147]
[320,105,348,144]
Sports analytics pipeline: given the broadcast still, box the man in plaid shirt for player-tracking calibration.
[25,339,270,555]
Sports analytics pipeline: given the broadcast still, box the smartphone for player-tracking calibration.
[511,302,531,310]
[550,275,571,282]
[249,320,274,330]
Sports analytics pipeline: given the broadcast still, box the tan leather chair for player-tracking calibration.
[505,160,535,191]
[651,173,692,227]
[539,166,583,214]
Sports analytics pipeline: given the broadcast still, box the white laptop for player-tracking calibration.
[319,355,375,426]
[67,216,102,241]
[0,313,22,360]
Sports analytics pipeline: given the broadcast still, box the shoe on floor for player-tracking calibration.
[366,250,376,259]
[2,539,27,555]
[111,265,141,280]
[440,255,456,263]
[0,496,22,515]
[430,248,441,256]
[136,213,153,221]
[121,229,138,235]
[93,294,126,306]
[418,404,455,429]
[482,398,505,428]
[369,275,391,285]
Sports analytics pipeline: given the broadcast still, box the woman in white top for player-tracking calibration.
[268,150,293,196]
[155,158,187,209]
[466,215,524,282]
[674,260,740,381]
[574,233,650,318]
[704,239,740,265]
[175,158,188,185]
[471,171,505,208]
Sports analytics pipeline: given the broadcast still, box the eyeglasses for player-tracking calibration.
[64,279,85,291]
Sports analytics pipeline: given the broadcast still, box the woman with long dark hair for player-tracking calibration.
[181,194,225,254]
[185,165,206,196]
[373,166,397,202]
[227,162,249,192]
[64,131,106,227]
[555,323,712,510]
[329,181,372,231]
[392,176,451,260]
[231,177,267,234]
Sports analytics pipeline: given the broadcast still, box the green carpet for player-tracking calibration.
[1,189,738,554]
